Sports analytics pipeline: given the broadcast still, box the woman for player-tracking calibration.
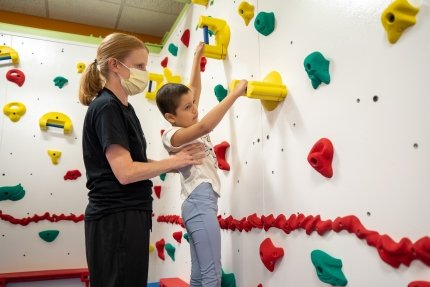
[79,33,204,287]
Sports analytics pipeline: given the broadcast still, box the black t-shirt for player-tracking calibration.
[82,88,153,221]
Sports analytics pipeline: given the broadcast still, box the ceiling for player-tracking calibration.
[0,0,185,39]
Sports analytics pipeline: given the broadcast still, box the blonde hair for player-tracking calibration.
[79,33,148,106]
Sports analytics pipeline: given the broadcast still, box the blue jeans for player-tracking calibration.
[181,182,221,287]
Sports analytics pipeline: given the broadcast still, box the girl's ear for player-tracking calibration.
[165,113,176,125]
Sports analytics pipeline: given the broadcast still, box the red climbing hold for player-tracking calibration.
[180,29,190,47]
[154,186,162,199]
[64,170,82,180]
[414,236,430,266]
[200,57,207,72]
[173,231,182,243]
[408,281,430,287]
[156,238,166,260]
[214,141,230,171]
[259,238,284,272]
[161,57,168,68]
[307,138,334,178]
[6,69,25,87]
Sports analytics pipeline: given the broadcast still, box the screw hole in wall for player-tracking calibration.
[413,143,418,149]
[373,95,379,102]
[356,98,360,103]
[367,211,371,216]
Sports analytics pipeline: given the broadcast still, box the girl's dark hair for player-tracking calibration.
[156,83,191,115]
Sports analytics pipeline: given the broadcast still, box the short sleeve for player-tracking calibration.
[95,102,130,153]
[162,126,183,153]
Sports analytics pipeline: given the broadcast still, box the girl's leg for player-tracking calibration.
[182,183,221,287]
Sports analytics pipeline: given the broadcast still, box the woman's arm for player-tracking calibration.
[188,43,205,108]
[170,80,247,147]
[106,143,205,185]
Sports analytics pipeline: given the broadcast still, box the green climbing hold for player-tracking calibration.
[165,243,176,261]
[0,184,25,201]
[304,51,330,89]
[254,12,275,36]
[214,84,228,102]
[53,76,68,89]
[39,230,60,242]
[168,43,178,56]
[184,233,190,243]
[311,249,348,286]
[221,269,236,287]
[159,173,167,181]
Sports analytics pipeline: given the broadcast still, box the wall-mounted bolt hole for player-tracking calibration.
[413,143,418,149]
[2,173,5,176]
[237,180,239,183]
[257,138,260,143]
[50,193,53,195]
[271,171,274,174]
[266,135,269,140]
[367,211,371,216]
[356,98,360,103]
[245,161,248,165]
[373,95,379,102]
[281,148,284,152]
[293,123,296,127]
[238,249,240,252]
[290,41,293,44]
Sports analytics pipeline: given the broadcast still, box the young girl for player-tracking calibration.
[156,43,247,287]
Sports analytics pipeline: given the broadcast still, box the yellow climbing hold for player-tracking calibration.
[3,102,26,122]
[47,150,62,165]
[381,0,419,44]
[230,71,287,111]
[163,68,182,84]
[238,2,255,26]
[146,73,164,100]
[77,62,86,73]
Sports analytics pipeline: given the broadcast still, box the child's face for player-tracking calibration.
[172,91,198,127]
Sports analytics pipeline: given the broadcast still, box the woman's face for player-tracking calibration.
[116,48,149,79]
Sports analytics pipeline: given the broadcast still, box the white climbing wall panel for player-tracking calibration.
[150,0,430,286]
[0,0,429,286]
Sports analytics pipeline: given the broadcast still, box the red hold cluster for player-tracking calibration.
[0,211,84,226]
[158,215,184,228]
[161,57,168,68]
[158,212,430,269]
[409,281,430,287]
[180,29,190,47]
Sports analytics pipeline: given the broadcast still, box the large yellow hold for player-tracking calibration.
[381,0,419,44]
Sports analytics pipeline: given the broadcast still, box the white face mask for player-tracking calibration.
[118,61,148,95]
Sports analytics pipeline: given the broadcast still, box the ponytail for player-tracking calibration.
[79,61,103,106]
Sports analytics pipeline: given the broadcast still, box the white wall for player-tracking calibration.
[1,0,430,286]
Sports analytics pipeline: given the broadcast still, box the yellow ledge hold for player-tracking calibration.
[3,102,26,122]
[47,150,62,165]
[39,112,73,134]
[192,0,208,6]
[198,16,231,60]
[238,1,255,26]
[146,73,164,100]
[163,68,182,84]
[230,71,287,111]
[381,0,419,44]
[76,62,86,73]
[0,45,19,64]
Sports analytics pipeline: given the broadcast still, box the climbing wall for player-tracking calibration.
[149,0,430,286]
[0,33,94,274]
[1,0,430,286]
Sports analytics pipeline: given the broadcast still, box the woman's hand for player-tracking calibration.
[169,143,205,170]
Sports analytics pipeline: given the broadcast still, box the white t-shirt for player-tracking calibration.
[162,126,221,199]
